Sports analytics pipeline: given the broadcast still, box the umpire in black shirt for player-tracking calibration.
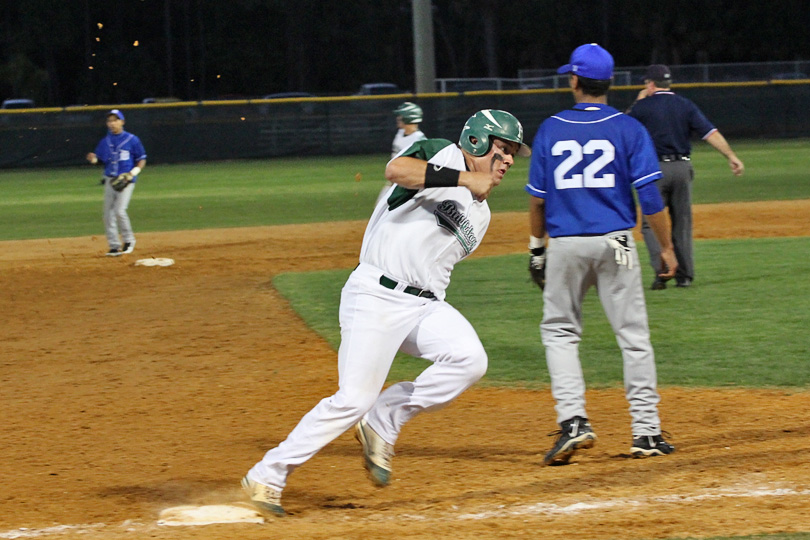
[627,64,744,290]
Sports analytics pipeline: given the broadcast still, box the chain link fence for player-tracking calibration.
[1,80,809,169]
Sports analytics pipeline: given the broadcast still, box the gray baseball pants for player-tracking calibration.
[541,232,662,436]
[641,160,694,281]
[103,179,135,250]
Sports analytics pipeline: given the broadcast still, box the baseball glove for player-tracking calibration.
[109,172,133,192]
[529,246,546,290]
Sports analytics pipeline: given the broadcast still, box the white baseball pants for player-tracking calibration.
[248,263,487,490]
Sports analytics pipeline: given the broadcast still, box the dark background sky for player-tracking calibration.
[2,0,809,106]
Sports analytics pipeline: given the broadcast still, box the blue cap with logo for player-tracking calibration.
[107,109,125,121]
[557,43,614,81]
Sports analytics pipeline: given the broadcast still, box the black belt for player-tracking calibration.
[379,275,435,299]
[659,154,690,162]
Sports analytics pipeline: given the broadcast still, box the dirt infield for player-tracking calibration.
[1,200,809,540]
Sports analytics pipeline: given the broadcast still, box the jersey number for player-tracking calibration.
[552,139,616,189]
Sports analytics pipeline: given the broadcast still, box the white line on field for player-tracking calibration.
[456,486,810,520]
[1,484,807,536]
[0,523,107,539]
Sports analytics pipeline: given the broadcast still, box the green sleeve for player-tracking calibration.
[387,139,454,210]
[399,138,454,161]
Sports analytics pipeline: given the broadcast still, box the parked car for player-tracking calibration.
[355,83,404,96]
[142,97,182,104]
[262,92,315,100]
[1,98,36,109]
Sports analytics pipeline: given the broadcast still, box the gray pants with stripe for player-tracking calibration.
[541,232,662,436]
[641,160,694,281]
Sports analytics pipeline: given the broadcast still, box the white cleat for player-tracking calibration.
[354,419,394,487]
[241,475,285,517]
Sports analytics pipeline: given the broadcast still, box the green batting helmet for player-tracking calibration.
[459,109,531,157]
[393,102,423,124]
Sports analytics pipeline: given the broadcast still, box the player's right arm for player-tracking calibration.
[89,138,108,165]
[385,156,495,198]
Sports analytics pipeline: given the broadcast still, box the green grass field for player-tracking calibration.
[0,138,808,241]
[274,237,810,388]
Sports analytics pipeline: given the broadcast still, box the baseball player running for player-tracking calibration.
[86,109,147,256]
[243,109,531,516]
[526,44,677,465]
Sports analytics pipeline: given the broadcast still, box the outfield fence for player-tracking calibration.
[1,82,808,169]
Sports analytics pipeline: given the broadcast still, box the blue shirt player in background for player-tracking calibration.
[86,109,147,257]
[525,44,678,466]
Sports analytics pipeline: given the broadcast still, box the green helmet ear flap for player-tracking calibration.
[459,109,531,157]
[460,126,491,156]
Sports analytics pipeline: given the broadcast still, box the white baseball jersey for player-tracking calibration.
[362,140,490,300]
[391,128,427,158]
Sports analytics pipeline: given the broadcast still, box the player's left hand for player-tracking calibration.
[658,246,678,279]
[460,171,500,202]
[110,172,133,192]
[529,247,546,290]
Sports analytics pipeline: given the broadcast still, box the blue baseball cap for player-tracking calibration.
[107,109,125,120]
[557,43,614,81]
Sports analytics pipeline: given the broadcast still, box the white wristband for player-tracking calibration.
[130,166,141,176]
[529,235,545,250]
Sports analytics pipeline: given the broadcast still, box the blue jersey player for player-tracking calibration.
[86,109,147,257]
[525,44,677,465]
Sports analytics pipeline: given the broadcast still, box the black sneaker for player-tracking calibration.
[631,434,675,457]
[675,278,692,288]
[544,416,597,465]
[121,241,135,254]
[106,248,122,257]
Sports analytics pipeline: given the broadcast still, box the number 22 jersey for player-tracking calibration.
[525,103,662,237]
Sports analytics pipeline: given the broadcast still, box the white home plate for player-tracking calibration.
[157,504,264,526]
[134,257,175,267]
